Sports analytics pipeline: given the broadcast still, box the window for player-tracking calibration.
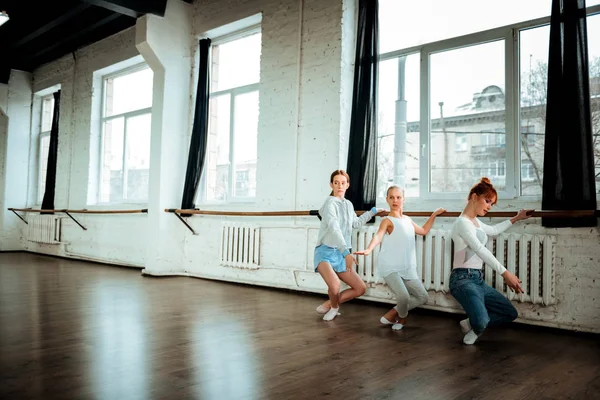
[588,13,600,191]
[519,25,548,195]
[38,95,54,203]
[455,133,468,152]
[99,65,153,203]
[522,160,535,181]
[202,28,261,202]
[377,2,600,199]
[488,160,506,178]
[520,125,537,147]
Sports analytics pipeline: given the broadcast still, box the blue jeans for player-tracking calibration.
[449,269,518,335]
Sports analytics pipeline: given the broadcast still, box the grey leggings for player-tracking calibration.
[384,272,429,318]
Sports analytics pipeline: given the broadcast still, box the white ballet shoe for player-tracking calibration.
[323,307,340,321]
[463,329,480,345]
[460,318,472,334]
[391,323,404,331]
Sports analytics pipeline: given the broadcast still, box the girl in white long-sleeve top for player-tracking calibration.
[355,186,445,330]
[450,177,533,345]
[314,170,381,321]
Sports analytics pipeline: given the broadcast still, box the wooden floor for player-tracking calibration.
[0,253,599,400]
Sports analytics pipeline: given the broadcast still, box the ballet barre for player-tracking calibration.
[164,208,599,235]
[8,207,148,231]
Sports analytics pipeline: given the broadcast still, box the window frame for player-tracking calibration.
[97,63,152,205]
[377,4,600,201]
[198,25,261,205]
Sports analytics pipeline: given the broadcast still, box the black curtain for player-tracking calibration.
[181,38,211,212]
[346,0,379,212]
[41,90,60,213]
[542,0,596,227]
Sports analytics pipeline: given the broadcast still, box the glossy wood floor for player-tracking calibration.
[1,253,599,400]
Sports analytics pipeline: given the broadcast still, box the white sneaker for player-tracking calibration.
[460,318,472,334]
[463,329,479,345]
[391,323,404,331]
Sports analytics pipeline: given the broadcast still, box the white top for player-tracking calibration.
[316,196,376,253]
[451,216,513,275]
[377,216,419,280]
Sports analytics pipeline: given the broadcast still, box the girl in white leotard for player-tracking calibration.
[355,186,445,330]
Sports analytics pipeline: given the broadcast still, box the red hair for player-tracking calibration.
[329,170,350,196]
[468,177,498,205]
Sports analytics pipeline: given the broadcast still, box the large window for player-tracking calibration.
[99,65,153,203]
[378,2,600,199]
[38,95,54,203]
[202,28,261,203]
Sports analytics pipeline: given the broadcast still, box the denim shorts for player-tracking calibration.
[314,245,346,273]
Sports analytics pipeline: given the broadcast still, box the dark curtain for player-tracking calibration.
[41,90,60,213]
[346,0,379,213]
[181,38,211,213]
[542,0,596,227]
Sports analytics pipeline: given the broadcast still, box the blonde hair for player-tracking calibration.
[386,185,405,197]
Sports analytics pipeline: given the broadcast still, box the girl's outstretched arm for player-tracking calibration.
[412,208,446,236]
[352,206,382,228]
[354,219,392,256]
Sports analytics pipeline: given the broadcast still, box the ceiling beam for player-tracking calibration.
[18,13,124,67]
[80,0,168,18]
[10,3,91,49]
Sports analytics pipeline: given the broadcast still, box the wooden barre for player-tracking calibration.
[165,208,599,218]
[166,209,318,216]
[8,208,148,214]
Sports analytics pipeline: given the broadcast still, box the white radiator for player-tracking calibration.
[27,214,62,244]
[352,227,557,305]
[220,223,260,269]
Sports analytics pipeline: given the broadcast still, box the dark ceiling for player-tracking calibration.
[0,0,193,84]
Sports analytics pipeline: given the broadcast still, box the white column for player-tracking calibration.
[0,71,33,250]
[137,0,193,274]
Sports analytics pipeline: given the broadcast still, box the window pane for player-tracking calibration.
[377,54,420,198]
[38,135,50,203]
[41,96,54,132]
[589,13,600,193]
[101,118,125,203]
[380,0,553,53]
[104,67,153,117]
[233,91,258,198]
[520,25,549,196]
[430,40,506,192]
[211,32,261,92]
[125,113,151,202]
[206,94,231,201]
